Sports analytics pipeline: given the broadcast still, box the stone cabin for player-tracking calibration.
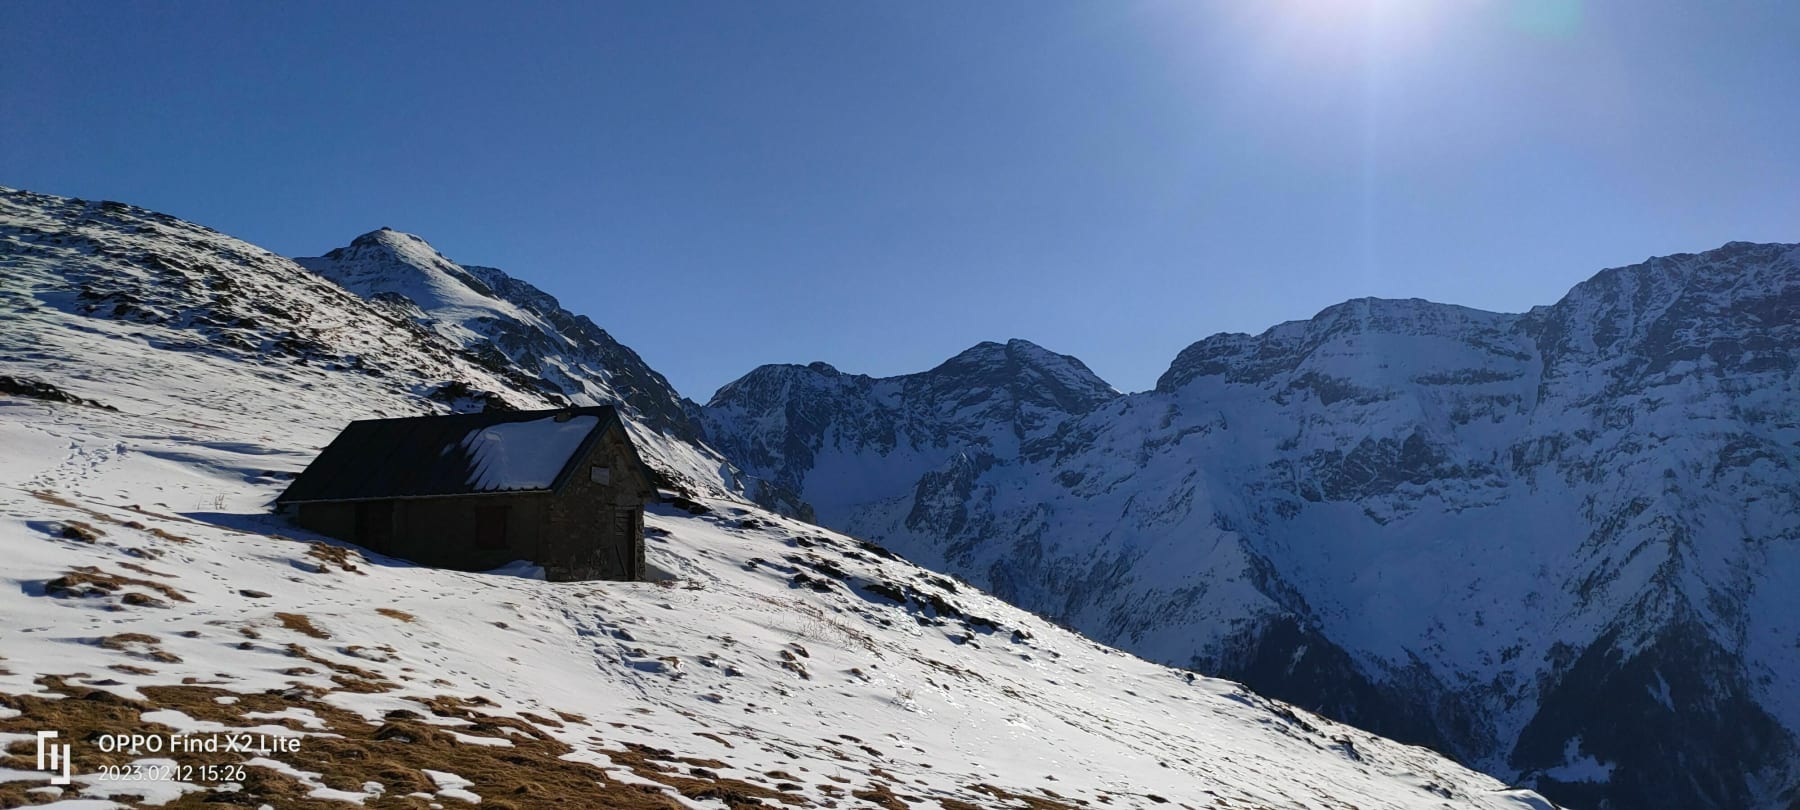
[276,405,655,581]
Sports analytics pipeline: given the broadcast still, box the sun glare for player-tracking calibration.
[1243,0,1462,67]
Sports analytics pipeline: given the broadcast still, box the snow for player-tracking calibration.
[137,709,310,738]
[1543,737,1615,784]
[296,229,550,353]
[242,708,329,730]
[457,415,597,491]
[422,769,480,803]
[480,560,546,579]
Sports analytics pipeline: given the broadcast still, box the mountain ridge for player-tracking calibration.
[700,335,1119,525]
[701,239,1800,810]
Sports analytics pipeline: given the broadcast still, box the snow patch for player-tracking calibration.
[424,769,481,803]
[456,415,596,491]
[1545,737,1615,784]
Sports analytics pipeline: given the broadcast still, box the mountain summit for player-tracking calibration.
[299,227,510,318]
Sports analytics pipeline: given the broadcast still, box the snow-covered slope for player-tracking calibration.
[703,245,1800,810]
[0,190,562,426]
[0,186,1554,808]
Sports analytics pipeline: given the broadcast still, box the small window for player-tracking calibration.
[475,505,509,550]
[590,465,611,485]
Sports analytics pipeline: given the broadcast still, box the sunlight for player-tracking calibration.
[1248,0,1462,66]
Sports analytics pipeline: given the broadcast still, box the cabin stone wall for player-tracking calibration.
[542,426,646,581]
[292,502,356,543]
[293,494,548,573]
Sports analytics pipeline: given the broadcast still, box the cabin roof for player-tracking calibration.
[277,405,653,504]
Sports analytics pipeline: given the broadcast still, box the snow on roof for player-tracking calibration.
[458,414,598,491]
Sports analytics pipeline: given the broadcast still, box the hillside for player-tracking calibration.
[0,186,1554,808]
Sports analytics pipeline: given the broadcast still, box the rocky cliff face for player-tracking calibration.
[702,242,1800,810]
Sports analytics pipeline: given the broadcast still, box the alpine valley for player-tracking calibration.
[0,182,1791,810]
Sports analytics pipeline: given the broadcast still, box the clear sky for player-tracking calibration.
[4,1,1796,399]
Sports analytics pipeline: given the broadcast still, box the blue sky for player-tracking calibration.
[4,1,1796,399]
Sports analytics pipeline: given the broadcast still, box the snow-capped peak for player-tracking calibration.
[924,337,1120,408]
[300,228,518,320]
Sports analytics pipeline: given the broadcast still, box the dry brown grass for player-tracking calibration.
[305,543,365,574]
[53,520,103,542]
[374,607,416,623]
[95,632,182,664]
[0,673,865,809]
[852,781,913,809]
[601,743,809,807]
[115,560,175,579]
[968,783,1084,809]
[27,490,81,509]
[28,490,193,544]
[142,525,195,544]
[283,645,391,694]
[274,612,330,639]
[0,675,763,809]
[693,731,733,748]
[45,566,190,604]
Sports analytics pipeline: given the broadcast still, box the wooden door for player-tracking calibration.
[611,507,640,580]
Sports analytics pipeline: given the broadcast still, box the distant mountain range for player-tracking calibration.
[699,243,1800,810]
